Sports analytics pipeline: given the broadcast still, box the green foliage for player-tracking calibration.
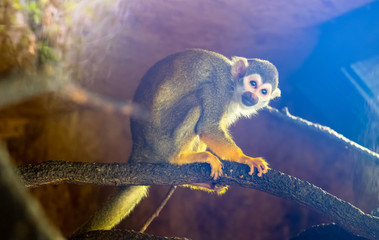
[38,41,59,64]
[25,1,43,27]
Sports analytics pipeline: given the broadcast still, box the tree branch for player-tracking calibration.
[18,160,379,239]
[69,230,189,240]
[139,186,177,233]
[291,223,370,240]
[264,106,379,163]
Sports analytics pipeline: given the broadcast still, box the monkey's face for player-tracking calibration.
[229,57,280,119]
[233,72,279,113]
[241,73,273,107]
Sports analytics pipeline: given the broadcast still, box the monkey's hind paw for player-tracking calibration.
[182,183,228,195]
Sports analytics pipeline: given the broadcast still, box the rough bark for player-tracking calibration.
[18,160,379,239]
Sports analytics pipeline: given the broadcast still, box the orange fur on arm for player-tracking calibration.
[199,133,244,161]
[199,132,269,178]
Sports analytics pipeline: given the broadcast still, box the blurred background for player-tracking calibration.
[0,0,378,239]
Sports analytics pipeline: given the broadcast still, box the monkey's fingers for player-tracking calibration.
[172,151,223,180]
[208,156,223,180]
[243,156,268,177]
[191,151,223,179]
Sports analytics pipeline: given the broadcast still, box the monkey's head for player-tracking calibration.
[230,57,280,116]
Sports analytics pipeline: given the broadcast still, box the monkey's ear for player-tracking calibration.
[271,88,281,99]
[231,57,249,79]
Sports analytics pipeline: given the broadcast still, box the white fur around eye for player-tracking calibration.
[258,83,272,100]
[243,74,262,92]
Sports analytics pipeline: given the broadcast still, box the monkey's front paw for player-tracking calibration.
[204,152,223,180]
[242,156,269,177]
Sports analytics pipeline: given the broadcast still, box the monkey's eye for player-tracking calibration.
[261,89,268,95]
[250,81,257,88]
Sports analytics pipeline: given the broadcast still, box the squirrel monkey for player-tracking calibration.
[76,49,280,233]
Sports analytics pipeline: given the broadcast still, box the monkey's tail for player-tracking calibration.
[74,185,149,235]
